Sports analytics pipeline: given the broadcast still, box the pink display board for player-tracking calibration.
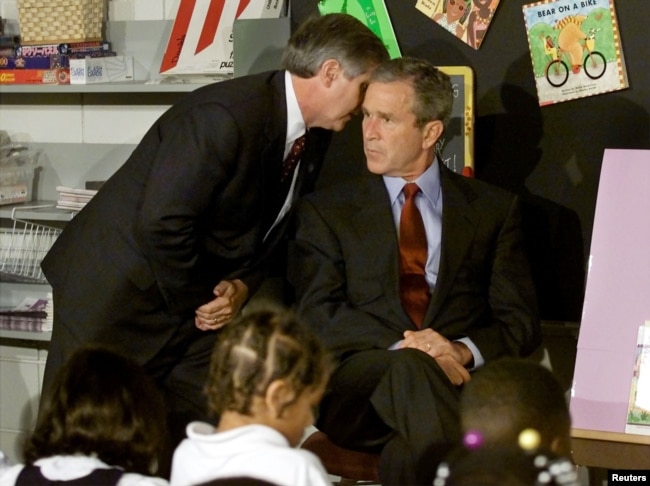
[570,149,650,432]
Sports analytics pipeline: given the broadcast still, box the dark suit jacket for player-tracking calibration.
[288,163,541,363]
[41,70,331,362]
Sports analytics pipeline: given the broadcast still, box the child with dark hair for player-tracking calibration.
[460,357,572,456]
[434,357,579,486]
[433,445,579,486]
[170,308,332,486]
[0,346,169,485]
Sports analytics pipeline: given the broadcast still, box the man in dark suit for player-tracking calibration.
[40,13,389,455]
[288,57,541,485]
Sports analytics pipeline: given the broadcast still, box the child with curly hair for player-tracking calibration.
[170,308,332,486]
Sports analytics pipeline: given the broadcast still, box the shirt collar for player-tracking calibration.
[284,71,306,144]
[383,158,442,208]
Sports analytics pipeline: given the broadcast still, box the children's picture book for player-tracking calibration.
[318,0,402,59]
[626,321,650,436]
[522,0,628,106]
[415,0,501,50]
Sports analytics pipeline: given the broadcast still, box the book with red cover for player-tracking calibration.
[0,68,70,84]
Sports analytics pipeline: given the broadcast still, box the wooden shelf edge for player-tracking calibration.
[571,427,650,445]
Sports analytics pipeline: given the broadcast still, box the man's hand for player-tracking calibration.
[195,279,248,331]
[433,354,471,386]
[398,329,471,385]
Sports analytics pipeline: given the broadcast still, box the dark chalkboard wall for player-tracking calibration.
[291,1,650,323]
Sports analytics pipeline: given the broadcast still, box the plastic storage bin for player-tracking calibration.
[0,145,38,206]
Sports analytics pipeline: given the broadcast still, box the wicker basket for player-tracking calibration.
[17,0,104,45]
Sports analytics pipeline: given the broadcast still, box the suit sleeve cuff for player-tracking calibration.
[455,337,484,370]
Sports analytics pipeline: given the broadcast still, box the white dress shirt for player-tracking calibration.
[265,71,307,240]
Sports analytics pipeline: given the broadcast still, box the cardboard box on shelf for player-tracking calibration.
[69,55,134,84]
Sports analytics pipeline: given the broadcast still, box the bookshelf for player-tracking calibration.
[0,19,207,463]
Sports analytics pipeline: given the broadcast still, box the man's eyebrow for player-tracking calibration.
[375,109,393,119]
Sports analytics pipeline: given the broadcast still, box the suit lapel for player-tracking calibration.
[425,166,479,325]
[294,128,332,197]
[262,71,289,172]
[353,176,412,325]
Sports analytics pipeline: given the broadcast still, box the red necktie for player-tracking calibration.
[281,134,306,183]
[399,183,430,327]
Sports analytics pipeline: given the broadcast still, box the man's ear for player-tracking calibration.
[422,120,445,149]
[319,59,342,87]
[265,379,296,418]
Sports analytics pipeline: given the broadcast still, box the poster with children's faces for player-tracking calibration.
[415,0,502,49]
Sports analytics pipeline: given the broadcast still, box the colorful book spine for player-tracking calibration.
[0,55,68,69]
[15,40,111,57]
[59,41,112,55]
[67,50,117,59]
[0,68,70,85]
[0,51,116,70]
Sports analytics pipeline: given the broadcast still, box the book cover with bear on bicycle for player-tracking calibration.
[522,0,628,106]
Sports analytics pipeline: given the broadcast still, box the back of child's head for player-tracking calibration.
[205,307,331,418]
[434,445,580,486]
[24,345,168,475]
[460,357,571,456]
[195,477,279,486]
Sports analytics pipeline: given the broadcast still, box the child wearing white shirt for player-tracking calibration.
[171,307,332,486]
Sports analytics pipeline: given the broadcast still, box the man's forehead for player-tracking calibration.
[364,81,413,107]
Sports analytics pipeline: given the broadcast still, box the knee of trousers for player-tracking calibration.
[384,347,448,379]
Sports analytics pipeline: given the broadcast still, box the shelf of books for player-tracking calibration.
[0,21,220,93]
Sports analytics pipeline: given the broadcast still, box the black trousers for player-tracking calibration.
[317,348,462,486]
